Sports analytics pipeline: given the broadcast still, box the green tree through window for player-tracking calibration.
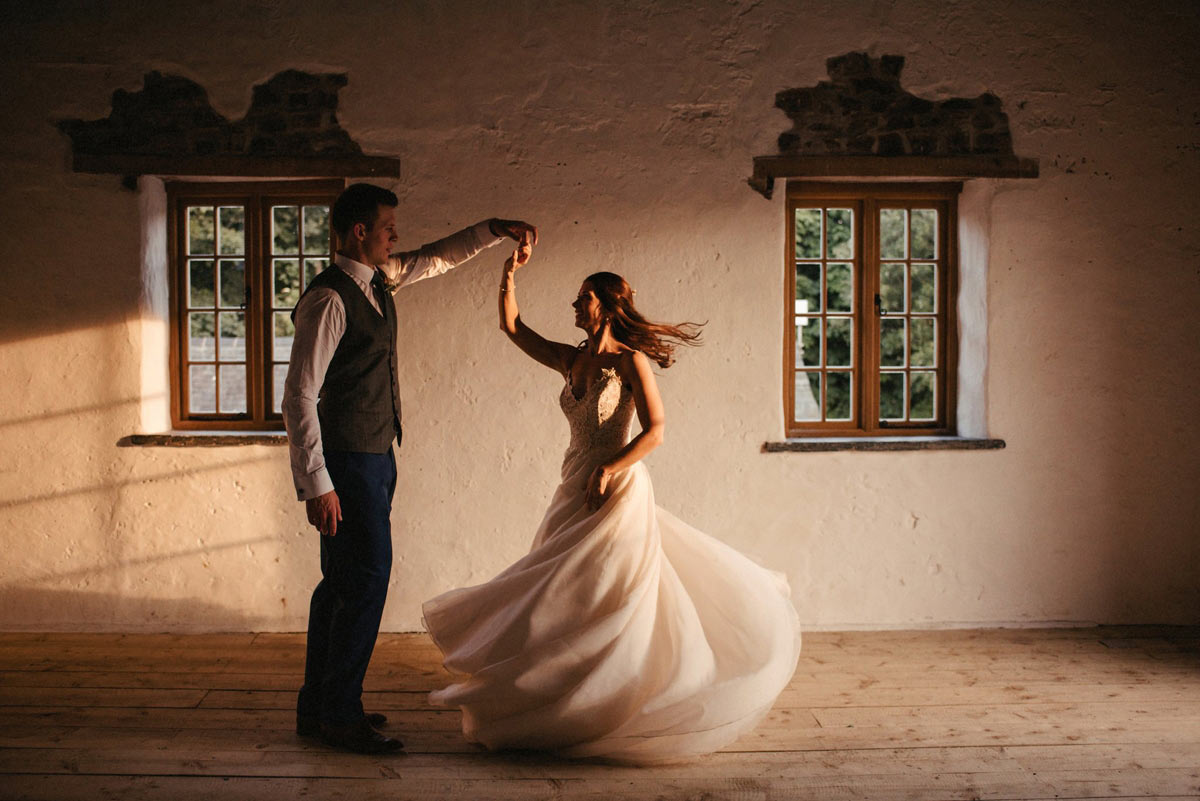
[168,180,341,430]
[785,183,959,436]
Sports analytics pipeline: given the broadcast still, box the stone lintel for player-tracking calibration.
[73,153,401,179]
[748,155,1039,198]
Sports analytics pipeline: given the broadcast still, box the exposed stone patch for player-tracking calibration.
[773,52,1015,157]
[59,70,363,160]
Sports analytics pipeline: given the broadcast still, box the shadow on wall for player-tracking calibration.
[0,586,273,632]
[0,452,279,512]
[8,535,278,589]
[0,177,144,346]
[0,68,383,349]
[0,533,290,633]
[0,397,152,432]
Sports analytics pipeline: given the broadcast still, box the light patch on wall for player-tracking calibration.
[138,177,170,432]
[957,180,994,438]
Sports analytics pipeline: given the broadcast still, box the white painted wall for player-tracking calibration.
[1,0,1196,632]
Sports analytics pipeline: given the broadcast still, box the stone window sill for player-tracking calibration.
[762,437,1005,453]
[120,432,287,447]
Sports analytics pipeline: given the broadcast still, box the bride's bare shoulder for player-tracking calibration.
[618,346,649,362]
[615,349,652,381]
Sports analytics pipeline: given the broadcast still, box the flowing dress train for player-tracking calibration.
[423,367,802,764]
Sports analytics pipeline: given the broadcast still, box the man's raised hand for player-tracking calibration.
[490,219,538,248]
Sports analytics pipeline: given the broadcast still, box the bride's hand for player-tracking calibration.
[585,465,613,510]
[504,241,533,273]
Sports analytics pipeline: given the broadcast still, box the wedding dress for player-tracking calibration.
[422,367,801,764]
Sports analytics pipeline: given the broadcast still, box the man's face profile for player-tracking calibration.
[359,204,398,266]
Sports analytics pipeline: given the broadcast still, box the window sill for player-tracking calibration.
[762,437,1005,453]
[120,432,287,447]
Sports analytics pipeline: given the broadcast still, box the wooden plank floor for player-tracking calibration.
[0,627,1198,800]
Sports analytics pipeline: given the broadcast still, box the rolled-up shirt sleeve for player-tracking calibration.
[384,220,503,291]
[281,287,345,501]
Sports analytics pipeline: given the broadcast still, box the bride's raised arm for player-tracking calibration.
[498,245,577,375]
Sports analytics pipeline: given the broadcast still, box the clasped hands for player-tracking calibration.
[492,218,538,263]
[492,218,536,273]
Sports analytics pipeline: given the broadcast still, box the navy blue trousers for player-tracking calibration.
[297,448,396,725]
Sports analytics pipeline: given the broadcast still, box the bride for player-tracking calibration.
[422,240,801,764]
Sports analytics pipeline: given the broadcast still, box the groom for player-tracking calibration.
[282,182,535,754]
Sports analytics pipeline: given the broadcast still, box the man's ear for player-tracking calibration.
[353,222,368,242]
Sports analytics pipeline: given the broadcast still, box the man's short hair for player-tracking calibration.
[331,183,399,240]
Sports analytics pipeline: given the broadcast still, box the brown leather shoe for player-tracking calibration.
[320,718,404,754]
[297,711,388,737]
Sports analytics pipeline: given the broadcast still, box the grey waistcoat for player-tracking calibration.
[296,266,401,453]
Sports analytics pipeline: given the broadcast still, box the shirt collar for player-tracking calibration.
[334,253,380,285]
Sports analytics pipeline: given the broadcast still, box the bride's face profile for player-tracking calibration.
[572,282,604,333]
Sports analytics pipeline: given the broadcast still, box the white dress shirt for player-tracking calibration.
[282,220,502,500]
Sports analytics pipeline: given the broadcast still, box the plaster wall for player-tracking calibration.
[0,0,1196,632]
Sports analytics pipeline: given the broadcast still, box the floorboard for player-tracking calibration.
[0,627,1197,800]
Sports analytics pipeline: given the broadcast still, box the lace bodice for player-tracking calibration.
[559,367,635,474]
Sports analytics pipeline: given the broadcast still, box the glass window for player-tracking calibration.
[785,183,958,436]
[169,182,340,429]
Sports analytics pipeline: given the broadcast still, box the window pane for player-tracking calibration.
[880,372,905,421]
[827,262,853,312]
[782,191,954,434]
[794,208,822,259]
[795,263,821,314]
[880,319,906,366]
[826,208,853,259]
[826,372,851,421]
[218,259,245,308]
[187,259,214,308]
[911,209,937,260]
[910,371,935,420]
[188,206,214,255]
[274,259,300,306]
[188,313,215,361]
[827,318,852,367]
[218,364,246,414]
[304,258,328,288]
[911,318,936,367]
[880,263,906,313]
[218,206,244,255]
[274,312,295,362]
[796,317,821,368]
[911,263,937,313]
[880,208,907,259]
[273,206,299,254]
[273,364,288,414]
[189,364,216,413]
[303,205,330,254]
[795,372,821,421]
[218,312,245,361]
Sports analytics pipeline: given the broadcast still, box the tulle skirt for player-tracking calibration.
[422,456,801,764]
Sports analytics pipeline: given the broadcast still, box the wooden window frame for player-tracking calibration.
[784,181,961,437]
[166,179,343,431]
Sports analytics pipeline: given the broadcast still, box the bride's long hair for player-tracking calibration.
[584,272,703,368]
